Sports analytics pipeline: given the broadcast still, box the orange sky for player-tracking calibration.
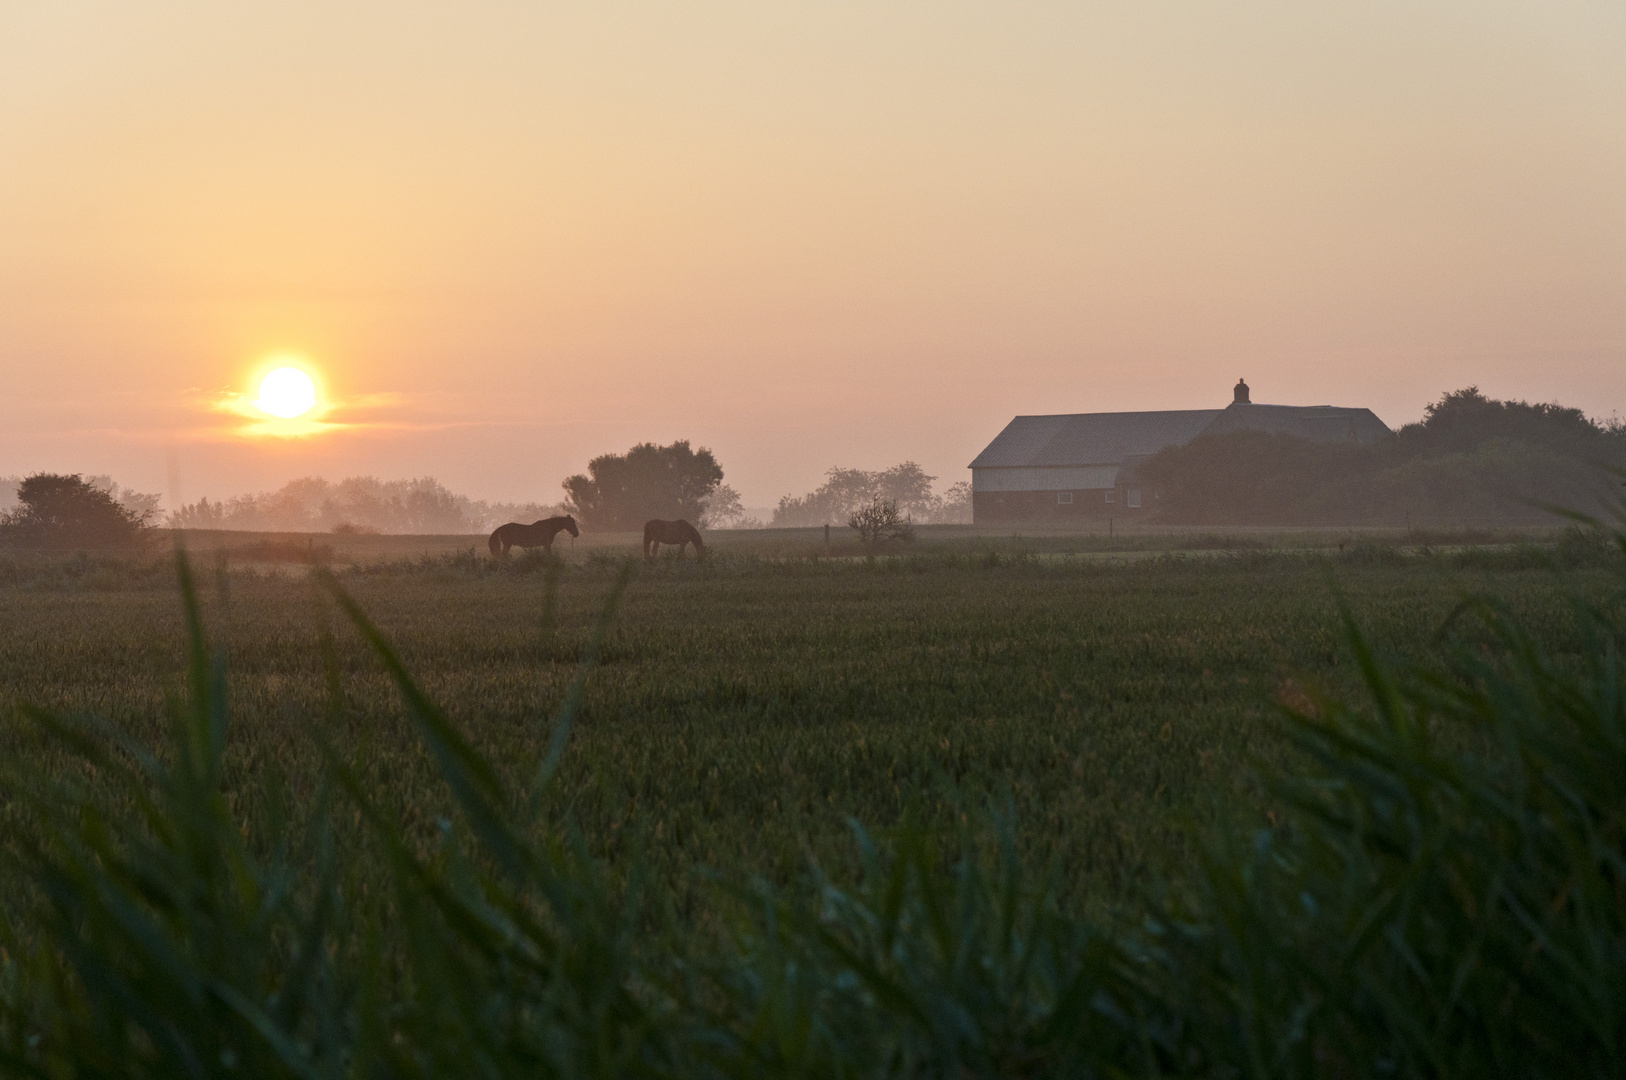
[3,1,1623,509]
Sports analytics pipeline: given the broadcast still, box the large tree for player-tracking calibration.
[562,440,724,531]
[0,473,155,548]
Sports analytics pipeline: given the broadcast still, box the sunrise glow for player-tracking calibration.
[0,3,1620,503]
[255,367,318,419]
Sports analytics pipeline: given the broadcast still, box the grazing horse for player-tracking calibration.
[488,515,579,556]
[643,518,705,558]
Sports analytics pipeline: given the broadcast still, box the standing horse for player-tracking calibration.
[488,515,579,556]
[643,519,705,559]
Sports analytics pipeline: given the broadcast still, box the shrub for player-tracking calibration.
[848,497,915,549]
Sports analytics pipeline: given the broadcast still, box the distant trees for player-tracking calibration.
[699,484,761,529]
[169,476,568,534]
[772,463,970,527]
[1141,387,1626,526]
[931,481,973,524]
[0,473,155,548]
[85,475,163,522]
[562,441,724,531]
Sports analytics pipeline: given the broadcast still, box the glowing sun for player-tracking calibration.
[256,367,317,419]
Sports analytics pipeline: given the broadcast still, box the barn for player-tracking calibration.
[969,379,1391,523]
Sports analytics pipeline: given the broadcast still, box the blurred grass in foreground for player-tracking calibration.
[0,518,1622,1076]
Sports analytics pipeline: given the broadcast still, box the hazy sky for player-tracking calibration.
[3,1,1623,509]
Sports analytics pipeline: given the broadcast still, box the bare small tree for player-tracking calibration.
[847,498,915,550]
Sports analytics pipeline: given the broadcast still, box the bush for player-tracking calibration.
[848,497,916,549]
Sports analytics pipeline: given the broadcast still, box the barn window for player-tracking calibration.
[1103,490,1114,503]
[1057,492,1073,505]
[1127,489,1141,508]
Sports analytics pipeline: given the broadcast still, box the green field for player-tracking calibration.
[0,524,1607,913]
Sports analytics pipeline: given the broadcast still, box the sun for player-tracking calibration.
[255,366,318,419]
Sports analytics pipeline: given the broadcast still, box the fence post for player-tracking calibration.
[824,523,830,550]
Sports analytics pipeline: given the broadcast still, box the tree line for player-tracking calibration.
[1141,387,1626,526]
[28,387,1601,546]
[168,476,567,535]
[0,438,971,548]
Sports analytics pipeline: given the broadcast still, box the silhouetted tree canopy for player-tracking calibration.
[1141,387,1626,525]
[0,473,154,548]
[1138,432,1372,525]
[562,440,724,531]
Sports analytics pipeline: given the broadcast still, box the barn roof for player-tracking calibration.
[1201,403,1392,444]
[970,402,1393,470]
[969,410,1222,469]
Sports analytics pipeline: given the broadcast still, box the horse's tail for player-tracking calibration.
[488,528,503,556]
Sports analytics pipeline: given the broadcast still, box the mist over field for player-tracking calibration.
[8,386,1617,541]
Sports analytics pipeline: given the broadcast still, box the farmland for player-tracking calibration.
[0,523,1611,915]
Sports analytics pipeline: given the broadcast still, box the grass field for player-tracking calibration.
[0,524,1610,916]
[154,519,1566,567]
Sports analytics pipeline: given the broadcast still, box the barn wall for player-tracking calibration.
[971,465,1119,492]
[972,489,1148,523]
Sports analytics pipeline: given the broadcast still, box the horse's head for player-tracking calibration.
[564,514,580,537]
